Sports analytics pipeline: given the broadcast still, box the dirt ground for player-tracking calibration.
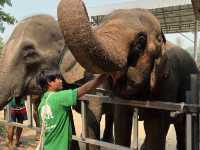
[0,110,176,150]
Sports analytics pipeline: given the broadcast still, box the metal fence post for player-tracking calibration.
[26,95,33,127]
[131,108,138,150]
[188,74,199,150]
[6,104,11,122]
[186,90,192,150]
[197,74,200,150]
[81,100,89,149]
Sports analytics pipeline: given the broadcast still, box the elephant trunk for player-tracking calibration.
[0,65,25,109]
[126,51,155,96]
[0,46,25,109]
[0,84,13,109]
[58,0,129,73]
[0,71,19,109]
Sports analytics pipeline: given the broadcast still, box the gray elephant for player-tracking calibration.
[0,15,65,108]
[110,41,199,150]
[1,0,192,150]
[57,0,199,149]
[0,14,114,150]
[58,0,165,148]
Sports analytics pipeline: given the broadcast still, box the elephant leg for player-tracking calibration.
[114,105,133,146]
[69,109,80,150]
[86,101,102,150]
[102,105,114,143]
[174,114,186,150]
[141,110,170,150]
[32,100,40,141]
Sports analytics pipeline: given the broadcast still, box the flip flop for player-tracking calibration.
[6,143,16,150]
[15,142,24,148]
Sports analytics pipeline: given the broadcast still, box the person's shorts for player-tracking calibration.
[10,107,28,122]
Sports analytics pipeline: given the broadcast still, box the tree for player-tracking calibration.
[0,0,16,33]
[0,36,3,49]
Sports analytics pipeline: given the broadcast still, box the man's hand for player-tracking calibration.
[77,74,108,98]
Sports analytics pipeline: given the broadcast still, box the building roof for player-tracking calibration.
[151,4,199,33]
[90,0,200,34]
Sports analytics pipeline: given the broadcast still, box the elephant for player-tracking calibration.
[0,0,189,150]
[0,14,114,150]
[58,0,164,74]
[58,0,166,148]
[110,41,199,150]
[57,0,199,149]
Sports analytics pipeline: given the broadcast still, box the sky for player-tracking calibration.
[0,0,199,50]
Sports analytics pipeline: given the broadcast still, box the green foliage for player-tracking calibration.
[0,0,16,33]
[0,124,6,138]
[0,0,12,6]
[0,37,3,50]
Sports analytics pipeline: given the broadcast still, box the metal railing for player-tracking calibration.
[1,74,200,150]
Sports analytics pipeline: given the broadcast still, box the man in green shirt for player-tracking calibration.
[37,70,108,150]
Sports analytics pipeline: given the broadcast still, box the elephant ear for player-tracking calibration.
[161,30,166,44]
[150,54,169,90]
[22,40,41,65]
[160,30,167,56]
[59,48,85,84]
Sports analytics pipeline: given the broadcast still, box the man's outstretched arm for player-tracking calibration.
[77,74,108,98]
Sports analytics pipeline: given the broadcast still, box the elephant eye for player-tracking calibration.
[128,32,147,66]
[131,32,147,55]
[157,31,166,44]
[134,35,147,53]
[157,35,162,43]
[22,43,40,65]
[23,45,36,58]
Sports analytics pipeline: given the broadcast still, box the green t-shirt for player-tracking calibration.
[38,89,77,150]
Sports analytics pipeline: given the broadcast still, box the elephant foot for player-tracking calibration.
[70,140,80,150]
[101,136,114,143]
[140,143,147,150]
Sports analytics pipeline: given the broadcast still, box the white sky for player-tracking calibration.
[0,0,198,49]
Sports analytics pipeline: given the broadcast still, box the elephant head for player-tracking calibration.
[0,15,65,109]
[58,0,166,75]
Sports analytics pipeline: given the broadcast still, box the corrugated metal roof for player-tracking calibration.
[91,2,200,34]
[87,0,192,16]
[151,4,199,33]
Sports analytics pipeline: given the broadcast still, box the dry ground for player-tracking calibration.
[0,110,176,150]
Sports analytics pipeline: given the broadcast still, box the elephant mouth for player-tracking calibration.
[24,75,43,95]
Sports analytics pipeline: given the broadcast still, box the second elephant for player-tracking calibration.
[112,42,199,150]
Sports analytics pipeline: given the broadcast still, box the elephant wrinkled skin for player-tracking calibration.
[0,14,113,150]
[0,15,65,109]
[0,0,197,149]
[111,42,199,150]
[58,0,164,74]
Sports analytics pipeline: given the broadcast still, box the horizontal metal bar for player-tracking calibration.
[80,94,200,113]
[72,136,131,150]
[0,120,131,150]
[95,88,112,94]
[0,120,40,131]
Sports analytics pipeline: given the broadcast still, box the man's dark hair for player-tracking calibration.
[36,69,62,90]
